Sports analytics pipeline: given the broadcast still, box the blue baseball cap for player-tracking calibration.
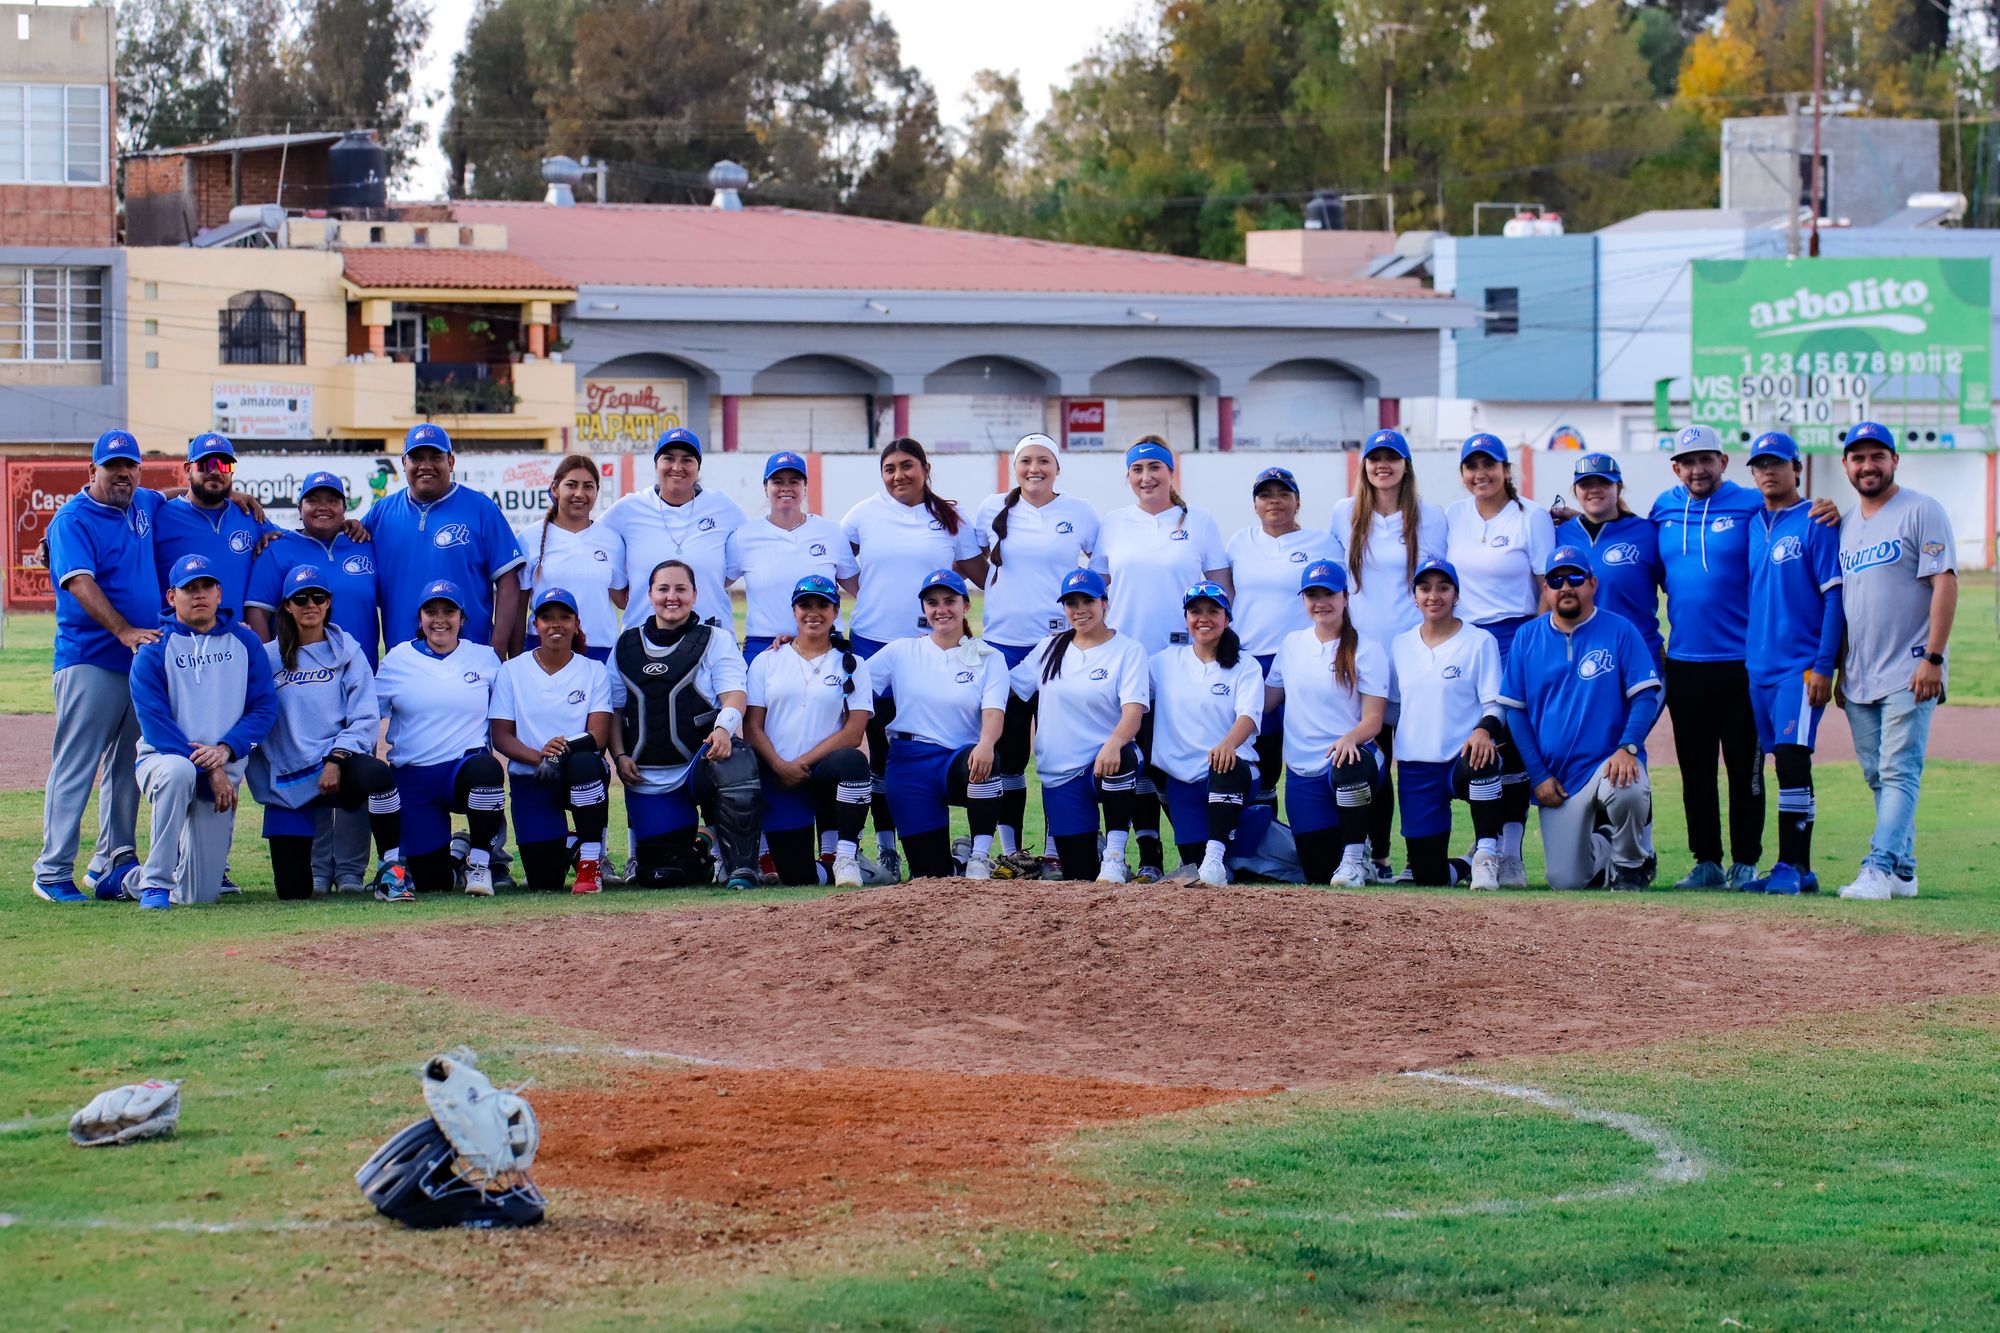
[1573,452,1622,484]
[1125,440,1174,470]
[919,567,969,599]
[763,450,808,481]
[92,430,140,466]
[1412,556,1459,588]
[1058,567,1108,601]
[1299,560,1347,594]
[1252,466,1300,497]
[417,578,465,611]
[1546,545,1593,577]
[187,432,235,464]
[297,470,347,503]
[655,427,702,459]
[404,423,454,454]
[531,586,579,616]
[1460,433,1508,465]
[167,554,219,588]
[791,574,840,604]
[1748,431,1800,464]
[1364,428,1412,461]
[1844,420,1897,453]
[283,565,331,599]
[1669,424,1725,459]
[1182,580,1231,613]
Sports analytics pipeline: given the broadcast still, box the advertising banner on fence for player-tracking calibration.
[574,378,687,450]
[5,459,184,611]
[1690,257,1991,449]
[227,454,632,529]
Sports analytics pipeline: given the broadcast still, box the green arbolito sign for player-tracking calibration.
[1690,257,1991,449]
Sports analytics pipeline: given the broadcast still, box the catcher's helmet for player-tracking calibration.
[355,1118,545,1230]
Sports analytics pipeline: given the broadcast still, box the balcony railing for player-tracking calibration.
[413,361,517,415]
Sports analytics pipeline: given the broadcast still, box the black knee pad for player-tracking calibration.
[1207,762,1252,798]
[343,753,396,798]
[455,753,506,797]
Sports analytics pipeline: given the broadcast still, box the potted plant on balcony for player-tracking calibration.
[549,336,571,364]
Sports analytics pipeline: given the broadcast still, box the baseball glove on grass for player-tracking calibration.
[69,1079,182,1147]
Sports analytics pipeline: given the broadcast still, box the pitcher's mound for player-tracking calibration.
[289,882,2000,1088]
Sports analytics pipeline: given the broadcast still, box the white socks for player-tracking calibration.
[579,841,602,862]
[835,839,858,860]
[1204,839,1228,863]
[971,833,994,859]
[1475,836,1499,856]
[467,848,491,868]
[1105,830,1129,858]
[997,826,1019,856]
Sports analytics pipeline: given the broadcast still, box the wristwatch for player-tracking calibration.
[1619,743,1639,756]
[1925,651,1945,666]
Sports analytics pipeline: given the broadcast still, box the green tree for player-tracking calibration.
[115,0,232,149]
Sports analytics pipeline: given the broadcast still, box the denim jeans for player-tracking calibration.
[1845,689,1936,879]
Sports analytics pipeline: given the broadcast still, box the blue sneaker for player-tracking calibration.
[93,861,140,902]
[138,887,172,910]
[33,880,87,904]
[1800,870,1820,895]
[1763,862,1803,897]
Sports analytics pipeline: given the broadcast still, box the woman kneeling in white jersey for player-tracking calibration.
[1148,582,1263,886]
[373,579,507,896]
[489,588,615,894]
[1010,567,1149,882]
[869,569,1008,879]
[1266,561,1388,887]
[743,575,875,887]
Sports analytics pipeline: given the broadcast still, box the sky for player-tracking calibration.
[405,0,1149,198]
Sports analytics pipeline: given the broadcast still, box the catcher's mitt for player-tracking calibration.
[69,1079,182,1147]
[419,1048,538,1188]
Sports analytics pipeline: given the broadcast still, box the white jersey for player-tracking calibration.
[516,520,627,649]
[1090,504,1228,654]
[608,622,750,794]
[1225,525,1344,657]
[1389,621,1502,764]
[972,492,1100,648]
[488,651,614,776]
[1267,629,1391,777]
[1444,496,1556,626]
[746,642,874,762]
[1146,645,1263,785]
[602,485,748,633]
[725,513,858,640]
[841,492,981,645]
[1326,496,1449,645]
[1008,631,1150,786]
[374,638,502,769]
[867,636,1009,750]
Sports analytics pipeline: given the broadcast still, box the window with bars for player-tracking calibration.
[218,291,306,365]
[0,267,103,362]
[0,84,107,185]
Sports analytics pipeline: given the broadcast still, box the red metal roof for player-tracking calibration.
[445,201,1438,300]
[341,247,573,292]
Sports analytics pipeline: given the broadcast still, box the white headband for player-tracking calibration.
[1012,433,1060,465]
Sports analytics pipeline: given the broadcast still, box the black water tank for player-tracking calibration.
[328,131,388,210]
[1303,189,1344,231]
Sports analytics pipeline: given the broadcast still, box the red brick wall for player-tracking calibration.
[0,185,116,246]
[188,149,332,225]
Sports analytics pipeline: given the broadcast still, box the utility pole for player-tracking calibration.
[1786,93,1801,259]
[1377,21,1416,184]
[1809,0,1825,256]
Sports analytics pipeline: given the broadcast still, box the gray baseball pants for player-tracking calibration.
[1538,756,1652,891]
[312,805,374,888]
[34,663,141,888]
[135,754,239,906]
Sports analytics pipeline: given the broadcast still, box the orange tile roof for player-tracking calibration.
[341,247,574,292]
[445,201,1438,300]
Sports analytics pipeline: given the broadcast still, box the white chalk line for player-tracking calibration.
[0,1211,366,1234]
[1262,1069,1712,1225]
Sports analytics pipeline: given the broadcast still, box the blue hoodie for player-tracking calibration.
[130,608,277,797]
[246,624,379,810]
[1647,478,1763,662]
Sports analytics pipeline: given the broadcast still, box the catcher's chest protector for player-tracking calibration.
[615,623,718,767]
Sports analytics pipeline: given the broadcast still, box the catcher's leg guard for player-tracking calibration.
[699,748,764,878]
[269,834,317,900]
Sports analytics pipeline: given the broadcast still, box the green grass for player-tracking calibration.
[4,760,2000,1327]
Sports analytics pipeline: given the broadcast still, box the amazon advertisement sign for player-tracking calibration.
[1690,257,1991,449]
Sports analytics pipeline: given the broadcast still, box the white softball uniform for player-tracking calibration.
[1267,630,1390,777]
[1090,504,1228,654]
[840,493,982,645]
[746,643,875,762]
[1225,525,1344,657]
[374,639,502,769]
[972,492,1101,648]
[1146,646,1263,784]
[725,514,858,639]
[488,651,614,776]
[517,520,628,649]
[1008,632,1150,785]
[602,485,748,632]
[1325,496,1449,645]
[1443,496,1556,626]
[867,637,1010,749]
[1389,621,1503,764]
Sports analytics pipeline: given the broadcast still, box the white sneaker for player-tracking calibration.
[1469,849,1500,891]
[1330,855,1369,889]
[831,852,863,888]
[964,854,993,881]
[1197,851,1229,886]
[1837,866,1893,900]
[1891,871,1919,899]
[1498,855,1529,889]
[1096,858,1128,885]
[463,862,495,897]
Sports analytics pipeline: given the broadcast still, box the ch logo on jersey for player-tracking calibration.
[1289,550,1307,563]
[1209,682,1231,696]
[228,529,254,554]
[461,671,483,684]
[808,542,827,557]
[1089,666,1109,681]
[342,555,374,575]
[927,519,945,531]
[274,666,336,688]
[433,523,473,549]
[954,669,975,684]
[1577,648,1616,681]
[565,688,586,705]
[1770,534,1804,564]
[1843,539,1901,574]
[1169,529,1190,541]
[592,548,608,562]
[1490,535,1510,548]
[697,517,716,532]
[1710,517,1737,533]
[131,509,152,538]
[1442,665,1463,679]
[1055,521,1074,535]
[1602,542,1640,566]
[822,673,843,687]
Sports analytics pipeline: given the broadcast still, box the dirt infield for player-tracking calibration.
[289,883,2000,1089]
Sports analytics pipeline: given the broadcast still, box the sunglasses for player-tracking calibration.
[288,590,331,606]
[1544,572,1588,589]
[195,457,235,474]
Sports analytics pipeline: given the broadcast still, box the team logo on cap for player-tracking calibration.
[566,689,586,704]
[409,425,447,448]
[432,523,472,549]
[1577,649,1616,680]
[228,530,254,554]
[182,555,211,572]
[1677,427,1705,447]
[1602,543,1640,566]
[343,556,374,575]
[1771,535,1804,564]
[954,670,975,684]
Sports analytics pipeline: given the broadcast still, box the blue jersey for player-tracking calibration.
[1746,499,1843,685]
[152,495,270,616]
[1499,609,1664,794]
[46,488,165,674]
[1648,478,1762,662]
[363,484,525,646]
[244,529,384,666]
[1556,513,1663,662]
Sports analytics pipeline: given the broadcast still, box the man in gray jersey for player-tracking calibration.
[1830,422,1958,901]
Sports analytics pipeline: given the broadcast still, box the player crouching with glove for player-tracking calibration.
[128,555,276,908]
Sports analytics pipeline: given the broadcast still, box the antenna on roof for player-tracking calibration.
[709,160,748,211]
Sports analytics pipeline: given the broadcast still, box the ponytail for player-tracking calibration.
[1167,486,1189,532]
[884,437,962,536]
[1330,619,1359,691]
[828,628,860,717]
[1215,626,1242,670]
[989,486,1024,569]
[1039,627,1077,684]
[1502,466,1521,509]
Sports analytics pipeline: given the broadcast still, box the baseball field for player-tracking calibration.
[4,584,2000,1330]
